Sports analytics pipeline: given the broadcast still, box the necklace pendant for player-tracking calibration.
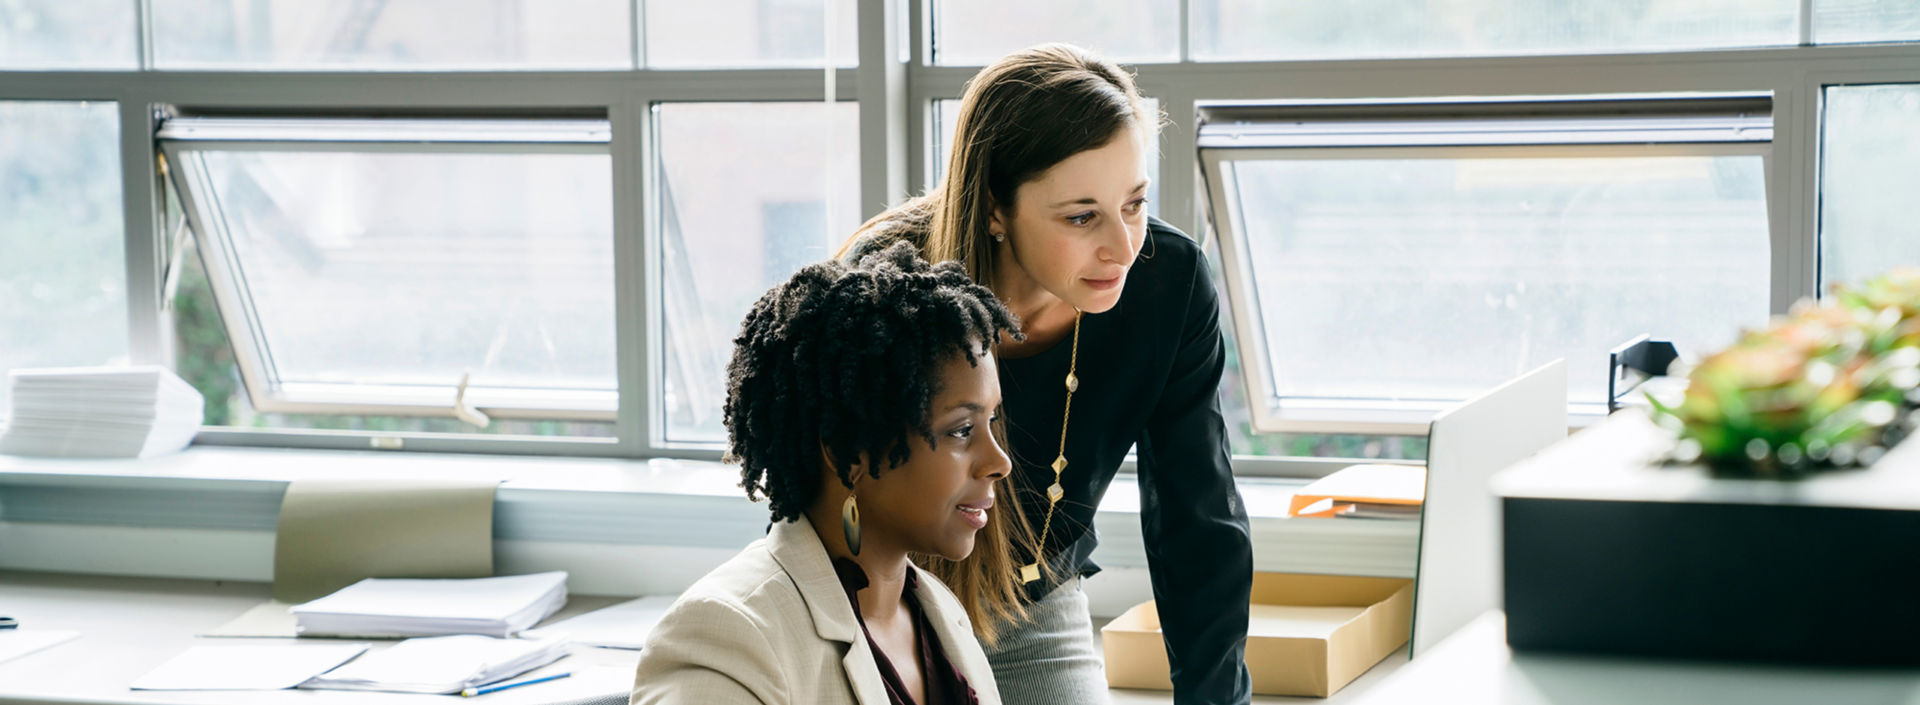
[1065,373,1078,393]
[1051,455,1068,474]
[1047,483,1064,503]
[1020,563,1041,584]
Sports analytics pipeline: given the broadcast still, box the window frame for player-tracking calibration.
[1,1,1919,476]
[1197,99,1775,434]
[159,116,622,424]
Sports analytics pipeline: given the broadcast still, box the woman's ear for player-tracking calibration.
[817,441,870,488]
[988,198,1008,239]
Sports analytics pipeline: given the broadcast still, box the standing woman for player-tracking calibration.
[839,44,1253,705]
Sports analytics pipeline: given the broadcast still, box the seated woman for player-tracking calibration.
[631,243,1032,705]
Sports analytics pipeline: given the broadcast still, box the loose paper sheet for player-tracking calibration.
[0,630,80,666]
[272,478,499,603]
[130,642,369,690]
[523,595,678,649]
[200,600,300,639]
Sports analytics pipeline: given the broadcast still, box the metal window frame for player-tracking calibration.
[1202,139,1774,435]
[2,3,1920,474]
[160,116,621,425]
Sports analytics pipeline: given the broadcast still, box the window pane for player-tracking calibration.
[0,101,127,419]
[1228,154,1768,409]
[658,102,860,443]
[1821,84,1920,289]
[152,0,631,70]
[170,233,615,437]
[1211,255,1428,462]
[933,0,1179,66]
[934,99,1161,214]
[181,147,616,413]
[1814,0,1920,44]
[0,0,137,69]
[644,0,856,68]
[1192,0,1797,61]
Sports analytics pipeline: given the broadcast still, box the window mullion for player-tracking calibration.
[613,93,652,457]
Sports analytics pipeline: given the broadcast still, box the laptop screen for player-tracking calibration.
[1409,359,1567,657]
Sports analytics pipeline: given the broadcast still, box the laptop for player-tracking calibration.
[1408,359,1568,658]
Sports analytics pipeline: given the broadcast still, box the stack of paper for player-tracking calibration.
[1288,464,1426,519]
[299,635,570,694]
[291,572,569,638]
[0,365,204,458]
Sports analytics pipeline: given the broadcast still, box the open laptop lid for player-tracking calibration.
[1409,359,1567,658]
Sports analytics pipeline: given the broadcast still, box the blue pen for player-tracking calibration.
[460,672,571,697]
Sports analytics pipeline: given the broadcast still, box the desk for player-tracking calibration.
[0,570,1413,705]
[0,571,636,705]
[1352,612,1920,705]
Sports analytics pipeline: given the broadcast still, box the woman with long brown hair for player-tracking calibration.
[839,44,1253,705]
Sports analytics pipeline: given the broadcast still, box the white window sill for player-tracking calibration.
[0,445,1416,588]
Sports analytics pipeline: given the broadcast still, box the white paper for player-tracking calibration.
[291,571,567,638]
[523,595,676,649]
[300,635,570,694]
[130,642,369,691]
[0,630,80,666]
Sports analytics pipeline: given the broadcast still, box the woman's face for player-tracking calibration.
[993,122,1150,315]
[854,348,1010,562]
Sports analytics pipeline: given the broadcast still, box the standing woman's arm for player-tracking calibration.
[1135,237,1254,705]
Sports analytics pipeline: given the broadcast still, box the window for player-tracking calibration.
[0,0,137,69]
[931,0,1180,66]
[1820,84,1920,289]
[151,0,633,70]
[656,102,861,444]
[161,117,618,435]
[1814,0,1920,44]
[644,0,856,68]
[1190,0,1798,61]
[1201,98,1772,433]
[0,101,128,419]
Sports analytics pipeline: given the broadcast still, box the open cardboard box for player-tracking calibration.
[1102,573,1412,698]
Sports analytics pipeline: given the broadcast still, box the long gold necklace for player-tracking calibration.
[1021,309,1081,584]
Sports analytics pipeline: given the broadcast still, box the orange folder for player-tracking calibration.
[1287,464,1426,518]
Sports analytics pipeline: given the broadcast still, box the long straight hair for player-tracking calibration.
[835,43,1161,644]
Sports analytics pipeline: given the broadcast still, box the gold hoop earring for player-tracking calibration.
[841,494,862,556]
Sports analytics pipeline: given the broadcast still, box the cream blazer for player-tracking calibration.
[629,516,1002,705]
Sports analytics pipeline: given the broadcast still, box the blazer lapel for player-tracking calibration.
[912,566,994,687]
[767,517,892,705]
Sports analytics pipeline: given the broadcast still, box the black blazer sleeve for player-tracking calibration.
[1135,232,1254,705]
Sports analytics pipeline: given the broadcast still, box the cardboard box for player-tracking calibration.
[1101,573,1413,697]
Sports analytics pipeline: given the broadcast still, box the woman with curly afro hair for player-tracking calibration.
[632,242,1034,705]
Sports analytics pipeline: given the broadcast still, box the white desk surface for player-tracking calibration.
[0,570,1413,705]
[1352,612,1920,705]
[0,571,637,705]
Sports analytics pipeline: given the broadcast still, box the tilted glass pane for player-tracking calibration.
[0,0,137,69]
[657,102,860,443]
[934,99,1161,214]
[1814,0,1920,44]
[1229,154,1768,408]
[644,0,856,68]
[188,149,615,400]
[0,101,127,418]
[152,0,631,70]
[932,0,1179,66]
[1191,0,1797,61]
[1821,84,1920,289]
